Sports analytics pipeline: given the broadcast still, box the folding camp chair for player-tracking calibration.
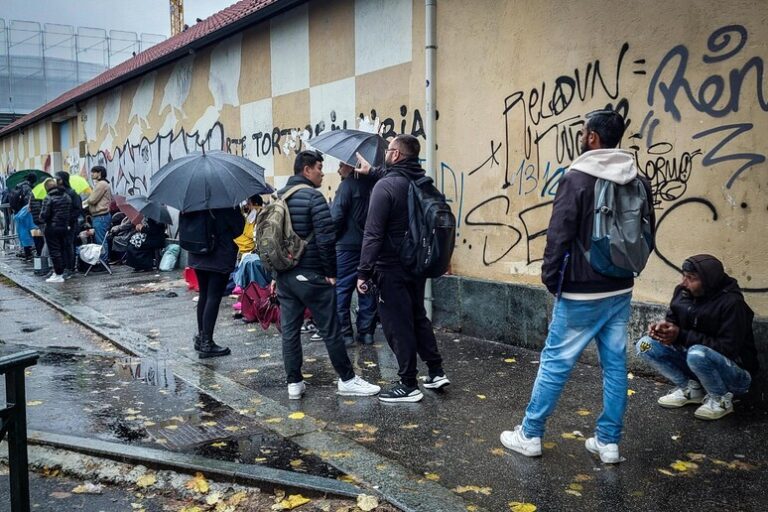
[79,236,113,276]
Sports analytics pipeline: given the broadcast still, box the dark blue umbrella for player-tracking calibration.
[308,129,388,167]
[125,195,173,224]
[148,150,273,213]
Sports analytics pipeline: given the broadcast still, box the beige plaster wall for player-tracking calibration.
[1,0,765,314]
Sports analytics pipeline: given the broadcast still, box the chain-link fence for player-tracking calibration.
[0,19,164,116]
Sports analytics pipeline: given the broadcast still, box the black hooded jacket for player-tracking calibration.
[666,254,759,375]
[357,158,425,280]
[331,173,373,251]
[278,175,337,277]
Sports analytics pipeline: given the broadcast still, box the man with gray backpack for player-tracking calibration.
[500,110,655,464]
[255,149,380,400]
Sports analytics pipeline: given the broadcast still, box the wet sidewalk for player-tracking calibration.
[1,255,767,512]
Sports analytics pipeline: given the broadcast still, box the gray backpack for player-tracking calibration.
[254,185,313,273]
[579,178,653,278]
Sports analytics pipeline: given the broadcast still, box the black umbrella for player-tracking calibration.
[148,150,273,213]
[307,129,388,167]
[125,195,173,224]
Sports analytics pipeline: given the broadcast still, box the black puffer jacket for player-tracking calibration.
[357,158,425,280]
[278,175,336,277]
[62,187,83,227]
[666,254,759,375]
[40,187,72,234]
[29,198,44,226]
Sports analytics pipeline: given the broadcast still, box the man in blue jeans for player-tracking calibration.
[330,160,377,346]
[636,254,758,420]
[500,110,654,464]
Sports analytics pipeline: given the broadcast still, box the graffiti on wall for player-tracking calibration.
[443,24,765,293]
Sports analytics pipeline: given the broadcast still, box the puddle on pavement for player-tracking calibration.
[0,349,343,479]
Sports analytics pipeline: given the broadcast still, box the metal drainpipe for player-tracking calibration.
[424,0,437,319]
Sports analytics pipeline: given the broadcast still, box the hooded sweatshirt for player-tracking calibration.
[665,254,759,375]
[541,149,655,297]
[358,157,425,280]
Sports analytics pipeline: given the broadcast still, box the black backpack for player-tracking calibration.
[8,184,30,213]
[395,171,456,278]
[179,210,216,255]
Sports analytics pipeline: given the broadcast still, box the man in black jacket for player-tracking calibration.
[330,161,376,346]
[356,135,448,403]
[636,254,758,420]
[40,179,72,283]
[275,150,380,400]
[501,110,654,464]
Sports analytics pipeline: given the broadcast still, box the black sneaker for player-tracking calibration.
[378,383,423,403]
[421,374,450,390]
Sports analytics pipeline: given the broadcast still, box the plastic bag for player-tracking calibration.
[159,243,180,271]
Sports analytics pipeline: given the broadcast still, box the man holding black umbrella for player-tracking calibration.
[273,150,380,400]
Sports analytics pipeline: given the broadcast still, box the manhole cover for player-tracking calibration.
[146,410,255,450]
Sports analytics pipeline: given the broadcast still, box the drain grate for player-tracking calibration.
[146,410,255,450]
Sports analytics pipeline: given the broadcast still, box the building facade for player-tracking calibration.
[0,0,766,325]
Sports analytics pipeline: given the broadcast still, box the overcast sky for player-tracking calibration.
[4,0,239,37]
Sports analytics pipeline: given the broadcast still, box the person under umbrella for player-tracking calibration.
[149,150,270,359]
[39,178,72,283]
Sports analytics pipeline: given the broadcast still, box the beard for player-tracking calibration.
[580,140,590,154]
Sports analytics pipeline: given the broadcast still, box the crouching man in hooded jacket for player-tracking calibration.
[636,254,759,420]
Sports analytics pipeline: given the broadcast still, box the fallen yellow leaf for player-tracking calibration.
[657,468,675,476]
[272,494,310,510]
[424,472,440,481]
[135,474,156,488]
[467,506,479,512]
[210,442,227,448]
[259,353,271,358]
[575,409,591,416]
[543,442,557,449]
[687,452,706,462]
[290,459,304,467]
[509,502,537,512]
[201,421,218,427]
[476,394,487,400]
[490,448,505,456]
[26,400,43,406]
[229,491,248,505]
[357,494,379,511]
[185,472,209,494]
[338,475,357,484]
[164,425,178,430]
[179,507,203,512]
[142,421,156,427]
[504,358,517,363]
[627,389,636,396]
[124,408,141,415]
[670,460,698,472]
[254,457,267,463]
[288,412,305,420]
[302,373,313,379]
[568,483,583,491]
[243,369,259,374]
[205,491,222,505]
[565,489,582,497]
[573,474,592,482]
[265,417,283,424]
[224,426,242,432]
[246,328,256,332]
[400,423,419,429]
[454,485,492,495]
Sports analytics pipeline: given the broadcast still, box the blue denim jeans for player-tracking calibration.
[522,293,632,444]
[635,336,751,397]
[335,249,376,336]
[91,213,112,262]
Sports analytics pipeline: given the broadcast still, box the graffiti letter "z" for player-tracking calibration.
[692,123,765,188]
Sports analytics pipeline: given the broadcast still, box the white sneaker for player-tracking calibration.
[500,425,542,457]
[585,437,621,464]
[45,274,64,283]
[694,392,734,420]
[421,374,451,390]
[657,380,704,408]
[309,333,323,342]
[337,375,380,396]
[288,381,306,400]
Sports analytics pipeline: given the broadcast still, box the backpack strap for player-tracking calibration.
[277,184,315,242]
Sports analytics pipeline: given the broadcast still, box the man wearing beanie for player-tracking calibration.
[636,254,759,420]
